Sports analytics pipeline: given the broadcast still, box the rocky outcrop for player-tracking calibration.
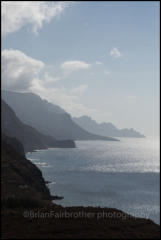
[1,135,52,201]
[53,139,76,148]
[2,205,160,239]
[2,134,25,156]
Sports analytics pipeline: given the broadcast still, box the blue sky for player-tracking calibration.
[2,1,160,136]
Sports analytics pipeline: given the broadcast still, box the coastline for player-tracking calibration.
[2,137,160,239]
[26,138,159,225]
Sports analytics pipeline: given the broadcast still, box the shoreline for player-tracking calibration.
[2,136,160,239]
[26,149,160,225]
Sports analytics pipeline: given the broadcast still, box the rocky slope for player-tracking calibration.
[2,100,75,152]
[1,135,52,201]
[2,204,160,239]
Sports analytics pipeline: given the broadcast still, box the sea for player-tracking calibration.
[26,137,160,224]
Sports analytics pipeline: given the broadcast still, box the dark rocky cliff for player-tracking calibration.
[1,135,52,201]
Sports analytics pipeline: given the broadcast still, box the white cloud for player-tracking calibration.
[2,49,44,91]
[110,47,122,58]
[2,49,68,92]
[61,60,91,72]
[2,1,70,36]
[43,72,63,84]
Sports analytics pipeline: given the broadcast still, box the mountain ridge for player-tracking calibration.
[2,90,118,142]
[73,115,145,138]
[1,99,75,152]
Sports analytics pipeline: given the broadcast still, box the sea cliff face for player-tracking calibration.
[1,135,52,202]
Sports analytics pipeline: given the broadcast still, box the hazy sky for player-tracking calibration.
[2,1,160,137]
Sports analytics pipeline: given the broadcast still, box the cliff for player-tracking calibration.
[1,100,75,152]
[1,135,52,202]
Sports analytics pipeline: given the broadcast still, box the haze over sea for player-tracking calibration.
[26,137,160,224]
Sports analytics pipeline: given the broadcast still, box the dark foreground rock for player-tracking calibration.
[1,204,160,239]
[1,135,52,201]
[51,195,64,200]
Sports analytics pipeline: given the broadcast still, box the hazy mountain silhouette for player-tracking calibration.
[2,91,118,141]
[1,100,75,152]
[73,116,145,138]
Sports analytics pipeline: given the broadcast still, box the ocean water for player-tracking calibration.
[26,137,160,224]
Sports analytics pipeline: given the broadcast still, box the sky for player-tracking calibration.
[2,1,160,137]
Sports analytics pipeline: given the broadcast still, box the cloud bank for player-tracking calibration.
[2,49,44,91]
